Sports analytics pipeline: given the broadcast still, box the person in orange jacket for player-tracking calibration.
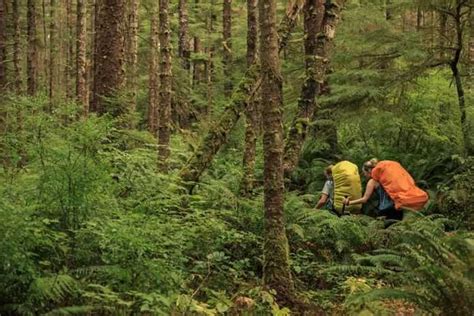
[343,158,428,226]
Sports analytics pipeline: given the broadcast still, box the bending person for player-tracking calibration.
[316,165,334,210]
[343,158,428,225]
[317,161,362,215]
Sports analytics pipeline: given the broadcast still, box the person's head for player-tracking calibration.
[324,165,333,179]
[362,158,378,178]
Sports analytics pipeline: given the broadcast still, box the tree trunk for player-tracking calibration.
[205,3,216,114]
[65,0,75,100]
[439,11,447,59]
[48,0,57,108]
[416,6,422,31]
[126,0,139,115]
[41,0,47,89]
[12,0,22,93]
[27,0,38,96]
[192,0,204,86]
[0,0,6,91]
[90,0,97,108]
[76,0,88,113]
[468,8,474,66]
[158,0,172,171]
[240,0,258,196]
[283,0,340,175]
[385,0,392,20]
[178,0,191,71]
[91,0,125,114]
[148,5,159,134]
[259,0,294,305]
[180,1,304,187]
[450,1,467,153]
[222,0,232,97]
[470,8,474,64]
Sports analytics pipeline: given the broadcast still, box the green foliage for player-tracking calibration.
[342,216,474,315]
[1,0,473,314]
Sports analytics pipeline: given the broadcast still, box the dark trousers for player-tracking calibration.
[377,207,403,227]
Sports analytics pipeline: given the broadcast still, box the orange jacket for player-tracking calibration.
[371,160,428,211]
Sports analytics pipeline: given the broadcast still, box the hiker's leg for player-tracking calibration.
[383,207,403,228]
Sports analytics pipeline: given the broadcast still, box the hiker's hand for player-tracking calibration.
[343,197,350,205]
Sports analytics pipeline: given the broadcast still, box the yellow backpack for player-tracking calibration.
[332,161,362,214]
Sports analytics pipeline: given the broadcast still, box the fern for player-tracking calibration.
[28,274,78,303]
[341,216,474,314]
[322,264,396,276]
[44,305,96,315]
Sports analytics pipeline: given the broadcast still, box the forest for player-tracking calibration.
[0,0,473,314]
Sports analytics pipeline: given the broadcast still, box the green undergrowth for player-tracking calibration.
[1,96,473,315]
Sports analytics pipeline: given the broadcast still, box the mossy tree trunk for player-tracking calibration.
[283,0,341,175]
[240,0,259,196]
[0,0,6,91]
[259,0,294,305]
[27,0,38,96]
[65,0,74,100]
[178,0,191,71]
[76,0,88,114]
[148,5,159,135]
[12,0,22,93]
[91,0,126,114]
[449,0,468,154]
[126,0,139,117]
[180,1,304,187]
[48,0,57,108]
[157,0,172,171]
[222,0,232,98]
[192,0,205,86]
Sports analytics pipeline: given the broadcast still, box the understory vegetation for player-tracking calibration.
[0,92,472,315]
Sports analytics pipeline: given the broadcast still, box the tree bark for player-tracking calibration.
[12,0,22,93]
[180,1,304,186]
[0,0,6,91]
[439,11,447,59]
[41,0,47,89]
[222,0,232,97]
[76,0,88,113]
[148,5,159,135]
[27,0,38,96]
[416,6,423,31]
[205,3,216,114]
[91,0,126,114]
[283,0,340,176]
[178,0,191,71]
[385,0,392,20]
[90,0,97,108]
[240,0,259,196]
[158,0,172,171]
[259,0,294,305]
[470,8,474,64]
[449,1,467,153]
[65,0,75,100]
[192,0,204,86]
[48,0,57,107]
[126,0,139,115]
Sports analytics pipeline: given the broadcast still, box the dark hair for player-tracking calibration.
[363,158,378,173]
[325,165,333,176]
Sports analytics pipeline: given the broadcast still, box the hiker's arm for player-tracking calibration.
[345,179,377,205]
[316,193,329,209]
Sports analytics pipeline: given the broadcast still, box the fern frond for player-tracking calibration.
[345,288,432,312]
[44,305,96,315]
[29,274,78,303]
[322,264,395,276]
